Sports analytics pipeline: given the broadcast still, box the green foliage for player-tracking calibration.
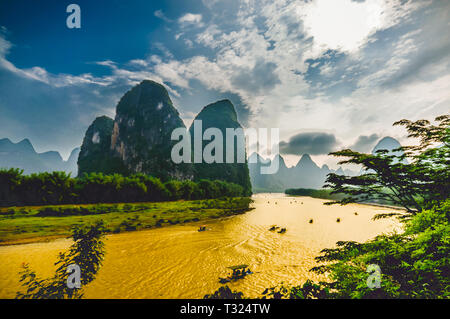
[238,114,449,299]
[179,180,202,200]
[325,115,449,214]
[203,285,244,299]
[16,221,106,299]
[308,199,450,298]
[0,168,23,206]
[301,114,450,299]
[260,280,331,299]
[200,197,253,212]
[285,188,346,200]
[0,170,247,207]
[0,198,253,243]
[251,200,449,300]
[164,180,183,200]
[118,215,142,232]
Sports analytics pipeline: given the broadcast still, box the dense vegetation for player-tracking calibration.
[0,170,247,207]
[324,116,449,213]
[204,285,244,299]
[209,114,450,299]
[285,188,346,200]
[295,114,449,298]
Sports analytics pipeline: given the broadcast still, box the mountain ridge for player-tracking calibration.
[189,99,252,195]
[250,152,355,192]
[250,136,405,193]
[0,138,79,176]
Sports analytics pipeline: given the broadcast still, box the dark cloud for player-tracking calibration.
[232,60,281,93]
[349,134,379,153]
[279,132,339,155]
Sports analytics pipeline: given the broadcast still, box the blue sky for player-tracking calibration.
[0,0,449,167]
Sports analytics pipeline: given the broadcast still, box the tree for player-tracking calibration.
[325,115,449,215]
[0,168,22,206]
[16,221,106,299]
[0,169,248,207]
[309,199,449,298]
[308,114,450,298]
[246,114,450,299]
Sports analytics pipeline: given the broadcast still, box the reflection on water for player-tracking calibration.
[0,194,401,298]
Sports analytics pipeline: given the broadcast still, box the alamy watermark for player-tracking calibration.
[66,263,81,289]
[171,120,280,174]
[366,264,381,289]
[66,4,81,29]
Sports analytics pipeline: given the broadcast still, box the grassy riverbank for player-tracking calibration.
[284,188,404,208]
[285,188,346,200]
[0,197,253,245]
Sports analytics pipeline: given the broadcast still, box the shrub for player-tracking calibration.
[0,170,248,207]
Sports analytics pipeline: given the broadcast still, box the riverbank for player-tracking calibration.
[284,188,405,210]
[0,194,401,299]
[0,197,253,246]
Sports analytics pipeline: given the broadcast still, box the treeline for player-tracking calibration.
[0,168,247,207]
[285,188,346,200]
[285,187,400,206]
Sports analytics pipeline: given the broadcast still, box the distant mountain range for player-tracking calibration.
[0,80,403,194]
[249,153,356,192]
[249,136,404,193]
[0,131,404,194]
[0,80,251,195]
[0,138,79,176]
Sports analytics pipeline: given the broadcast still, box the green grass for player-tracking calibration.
[0,197,253,244]
[285,188,346,200]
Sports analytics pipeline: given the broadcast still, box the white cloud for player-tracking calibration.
[178,13,203,27]
[154,10,172,23]
[128,59,148,67]
[299,0,384,53]
[96,60,117,67]
[184,39,194,48]
[0,34,12,56]
[0,0,447,166]
[0,36,114,87]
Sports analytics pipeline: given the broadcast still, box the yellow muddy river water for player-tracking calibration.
[0,194,401,298]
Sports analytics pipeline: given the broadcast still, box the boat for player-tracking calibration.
[198,225,208,232]
[219,264,252,283]
[278,228,287,234]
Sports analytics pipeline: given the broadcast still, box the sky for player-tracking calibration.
[0,0,449,168]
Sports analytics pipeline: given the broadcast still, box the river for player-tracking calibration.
[0,194,401,298]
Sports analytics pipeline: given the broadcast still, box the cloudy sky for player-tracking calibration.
[0,0,449,167]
